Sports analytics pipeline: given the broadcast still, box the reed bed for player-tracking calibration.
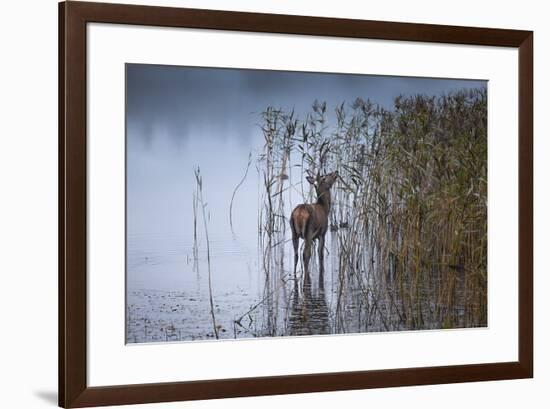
[253,88,487,335]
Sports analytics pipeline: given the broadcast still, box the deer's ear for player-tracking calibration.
[306,176,316,185]
[331,171,339,183]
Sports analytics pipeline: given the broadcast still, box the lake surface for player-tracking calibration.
[126,224,479,343]
[126,227,336,342]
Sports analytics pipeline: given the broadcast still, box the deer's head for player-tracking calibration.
[306,171,339,201]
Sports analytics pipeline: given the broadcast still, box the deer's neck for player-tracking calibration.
[316,190,332,214]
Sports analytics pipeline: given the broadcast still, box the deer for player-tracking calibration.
[290,171,339,280]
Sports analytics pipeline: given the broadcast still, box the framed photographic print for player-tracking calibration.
[59,1,533,407]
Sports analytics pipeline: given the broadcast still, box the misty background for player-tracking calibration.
[126,63,485,237]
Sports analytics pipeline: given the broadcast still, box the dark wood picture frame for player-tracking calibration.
[59,1,533,407]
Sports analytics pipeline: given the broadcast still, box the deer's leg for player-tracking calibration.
[318,235,325,276]
[292,234,299,277]
[303,239,312,281]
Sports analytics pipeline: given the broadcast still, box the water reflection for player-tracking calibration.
[289,270,330,336]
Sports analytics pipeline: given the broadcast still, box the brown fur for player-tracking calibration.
[290,204,326,240]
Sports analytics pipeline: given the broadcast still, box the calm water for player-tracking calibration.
[126,224,477,343]
[126,227,342,342]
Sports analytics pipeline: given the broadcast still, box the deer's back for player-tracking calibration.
[290,204,328,240]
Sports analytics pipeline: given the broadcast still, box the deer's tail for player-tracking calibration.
[290,206,310,239]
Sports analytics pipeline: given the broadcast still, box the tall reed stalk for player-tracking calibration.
[194,167,219,339]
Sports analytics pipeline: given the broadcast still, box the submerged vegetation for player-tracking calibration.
[251,88,488,336]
